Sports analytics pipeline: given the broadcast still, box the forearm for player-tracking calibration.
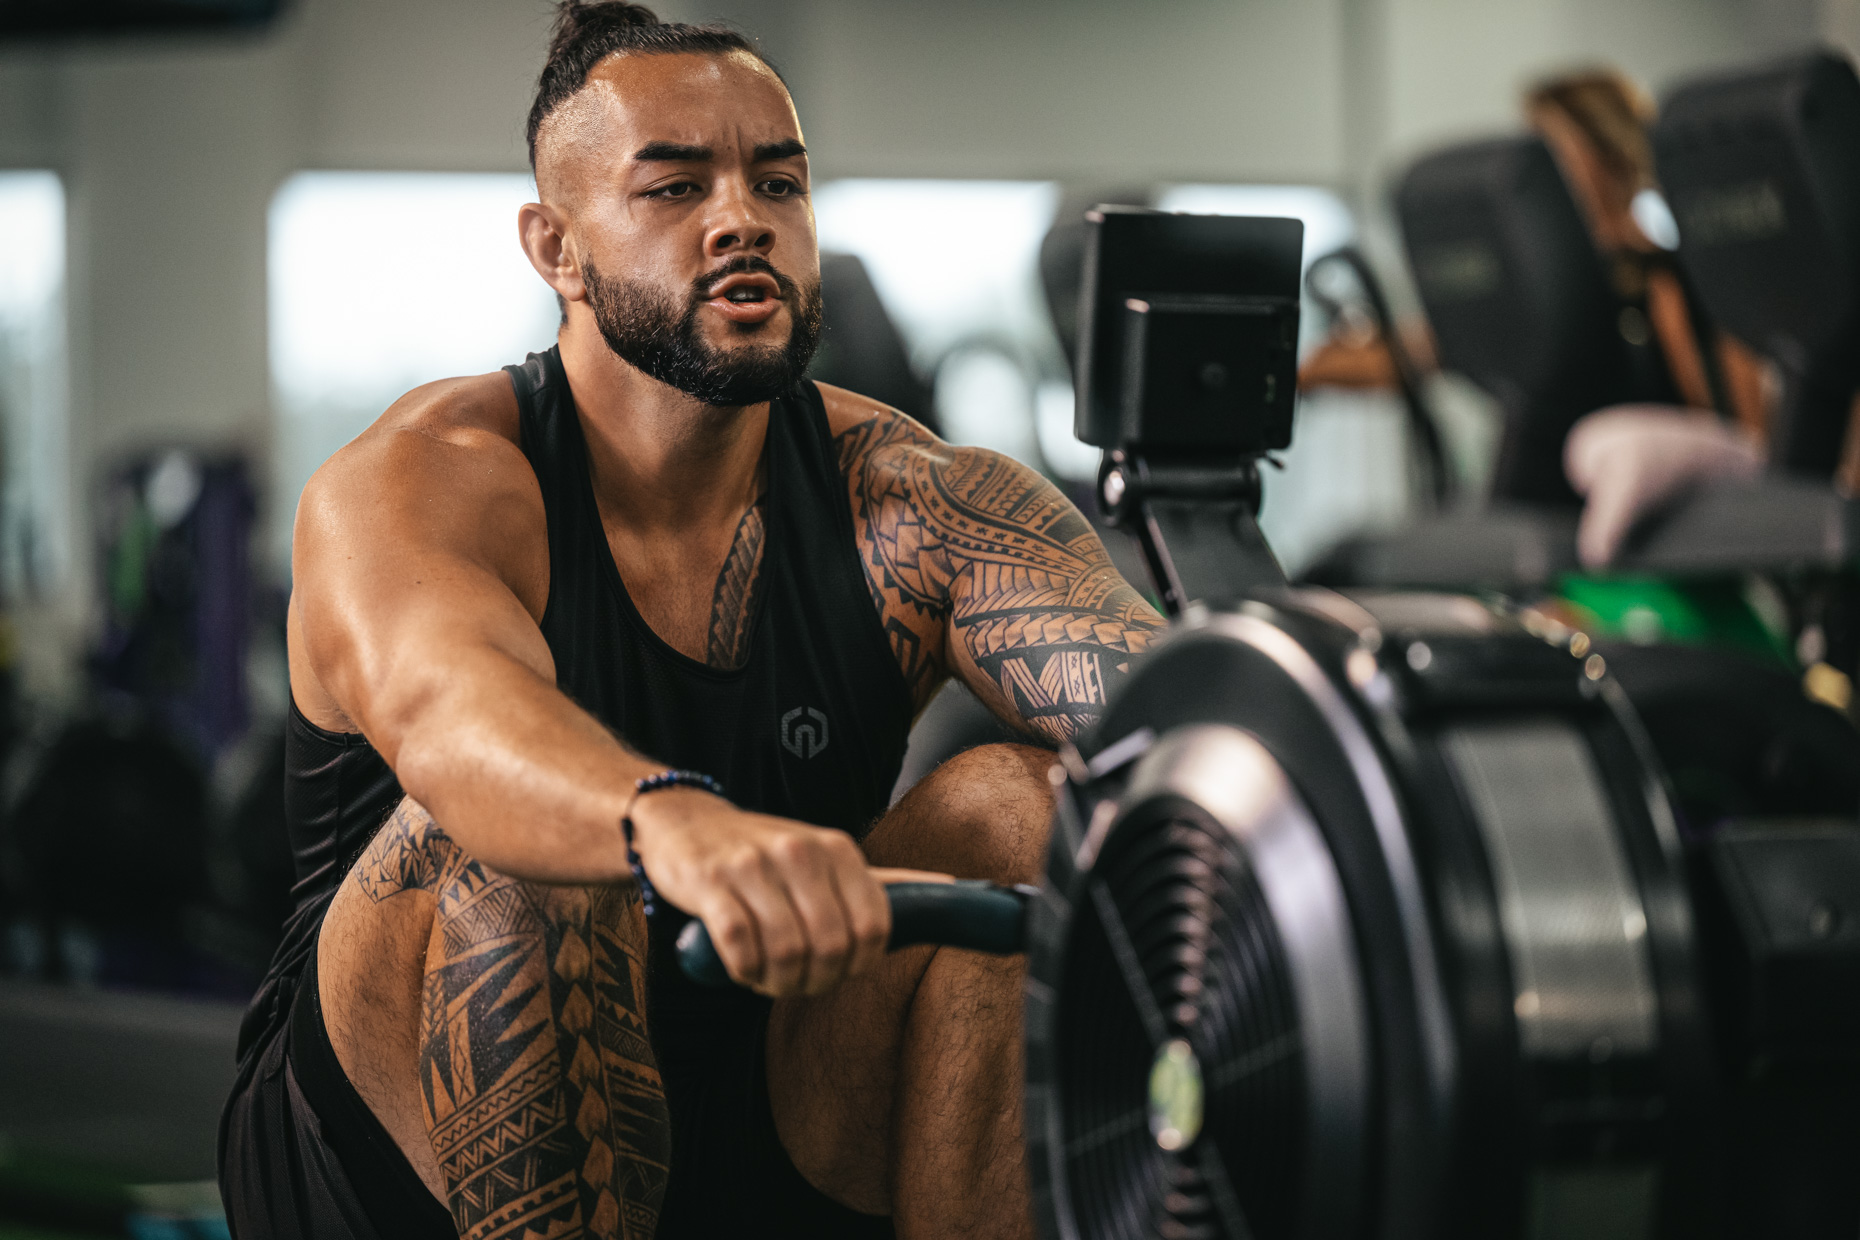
[367,647,653,884]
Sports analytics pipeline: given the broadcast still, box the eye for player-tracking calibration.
[759,178,805,198]
[648,181,699,200]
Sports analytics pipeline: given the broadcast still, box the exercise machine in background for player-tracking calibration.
[1311,50,1860,835]
[1656,51,1860,479]
[686,202,1859,1237]
[1025,207,1859,1239]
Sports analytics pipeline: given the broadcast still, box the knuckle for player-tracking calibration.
[770,833,815,869]
[720,846,761,881]
[854,912,888,949]
[815,926,851,961]
[765,932,805,971]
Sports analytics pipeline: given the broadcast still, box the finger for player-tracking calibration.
[774,834,858,995]
[729,850,811,996]
[833,849,892,982]
[868,866,958,886]
[697,889,765,988]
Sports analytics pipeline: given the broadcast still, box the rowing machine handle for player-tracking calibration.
[676,880,1036,988]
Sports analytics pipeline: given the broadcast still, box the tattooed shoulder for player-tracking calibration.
[833,404,1163,745]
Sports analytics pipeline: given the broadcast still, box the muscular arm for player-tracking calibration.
[291,377,647,884]
[833,401,1163,745]
[293,375,892,995]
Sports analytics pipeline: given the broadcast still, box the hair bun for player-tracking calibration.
[563,0,659,21]
[528,1,776,168]
[552,1,660,45]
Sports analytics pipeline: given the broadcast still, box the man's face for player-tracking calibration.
[537,51,822,405]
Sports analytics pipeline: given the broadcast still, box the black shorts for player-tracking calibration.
[218,946,893,1239]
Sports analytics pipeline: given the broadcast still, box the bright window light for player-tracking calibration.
[1155,183,1356,359]
[268,172,558,565]
[1154,183,1357,274]
[0,171,70,599]
[813,179,1060,369]
[814,180,1063,469]
[1153,186,1420,572]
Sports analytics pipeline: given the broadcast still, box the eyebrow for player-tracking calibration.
[630,138,808,163]
[634,140,711,162]
[753,139,808,162]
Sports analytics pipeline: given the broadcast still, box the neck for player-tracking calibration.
[556,315,770,532]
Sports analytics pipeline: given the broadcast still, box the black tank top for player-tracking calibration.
[236,346,914,1076]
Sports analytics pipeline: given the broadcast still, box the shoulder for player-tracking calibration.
[814,382,948,474]
[294,370,545,591]
[815,382,1096,555]
[815,381,1039,508]
[301,371,531,520]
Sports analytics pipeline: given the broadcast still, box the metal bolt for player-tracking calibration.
[1101,467,1127,509]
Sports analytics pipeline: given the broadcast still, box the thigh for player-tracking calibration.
[765,743,1054,1213]
[322,796,670,1239]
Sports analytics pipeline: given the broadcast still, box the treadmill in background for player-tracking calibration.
[1311,51,1860,830]
[1319,52,1860,591]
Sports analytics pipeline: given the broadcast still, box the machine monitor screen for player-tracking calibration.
[1073,207,1303,455]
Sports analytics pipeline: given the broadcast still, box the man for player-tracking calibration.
[219,5,1162,1239]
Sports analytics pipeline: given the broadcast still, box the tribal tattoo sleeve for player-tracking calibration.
[836,412,1164,745]
[355,799,669,1240]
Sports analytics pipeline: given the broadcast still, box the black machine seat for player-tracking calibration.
[1395,137,1664,506]
[1654,50,1860,475]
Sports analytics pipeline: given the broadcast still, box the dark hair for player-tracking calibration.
[526,2,782,170]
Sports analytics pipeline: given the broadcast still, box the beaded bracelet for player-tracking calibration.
[620,769,727,917]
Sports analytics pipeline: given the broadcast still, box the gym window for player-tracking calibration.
[812,179,1082,476]
[267,172,559,567]
[0,170,70,600]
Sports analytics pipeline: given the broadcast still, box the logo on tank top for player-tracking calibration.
[780,706,830,759]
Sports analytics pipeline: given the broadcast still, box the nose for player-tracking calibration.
[703,175,776,260]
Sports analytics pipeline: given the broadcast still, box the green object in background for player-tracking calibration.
[0,1149,227,1240]
[1554,574,1793,665]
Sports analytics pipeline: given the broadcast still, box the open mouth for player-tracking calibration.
[703,272,785,324]
[708,273,782,303]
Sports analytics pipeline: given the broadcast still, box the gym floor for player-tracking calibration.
[0,981,238,1237]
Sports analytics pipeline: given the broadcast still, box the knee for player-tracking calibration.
[361,797,647,979]
[872,743,1056,884]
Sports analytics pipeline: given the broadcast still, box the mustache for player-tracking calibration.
[691,255,802,303]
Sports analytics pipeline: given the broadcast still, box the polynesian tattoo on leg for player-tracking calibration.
[354,799,669,1240]
[706,497,767,670]
[835,413,1164,744]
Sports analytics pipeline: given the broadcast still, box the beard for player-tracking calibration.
[582,254,824,407]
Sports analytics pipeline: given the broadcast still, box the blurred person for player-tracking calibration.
[217,5,1161,1240]
[1304,67,1859,566]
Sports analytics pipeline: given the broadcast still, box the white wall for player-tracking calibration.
[773,0,1348,184]
[0,0,1841,695]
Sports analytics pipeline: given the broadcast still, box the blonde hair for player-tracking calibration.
[1525,68,1658,192]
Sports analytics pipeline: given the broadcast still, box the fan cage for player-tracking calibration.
[1051,796,1307,1240]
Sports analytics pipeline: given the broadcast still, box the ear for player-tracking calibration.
[519,201,586,305]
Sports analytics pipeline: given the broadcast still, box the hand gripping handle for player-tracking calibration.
[675,880,1036,988]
